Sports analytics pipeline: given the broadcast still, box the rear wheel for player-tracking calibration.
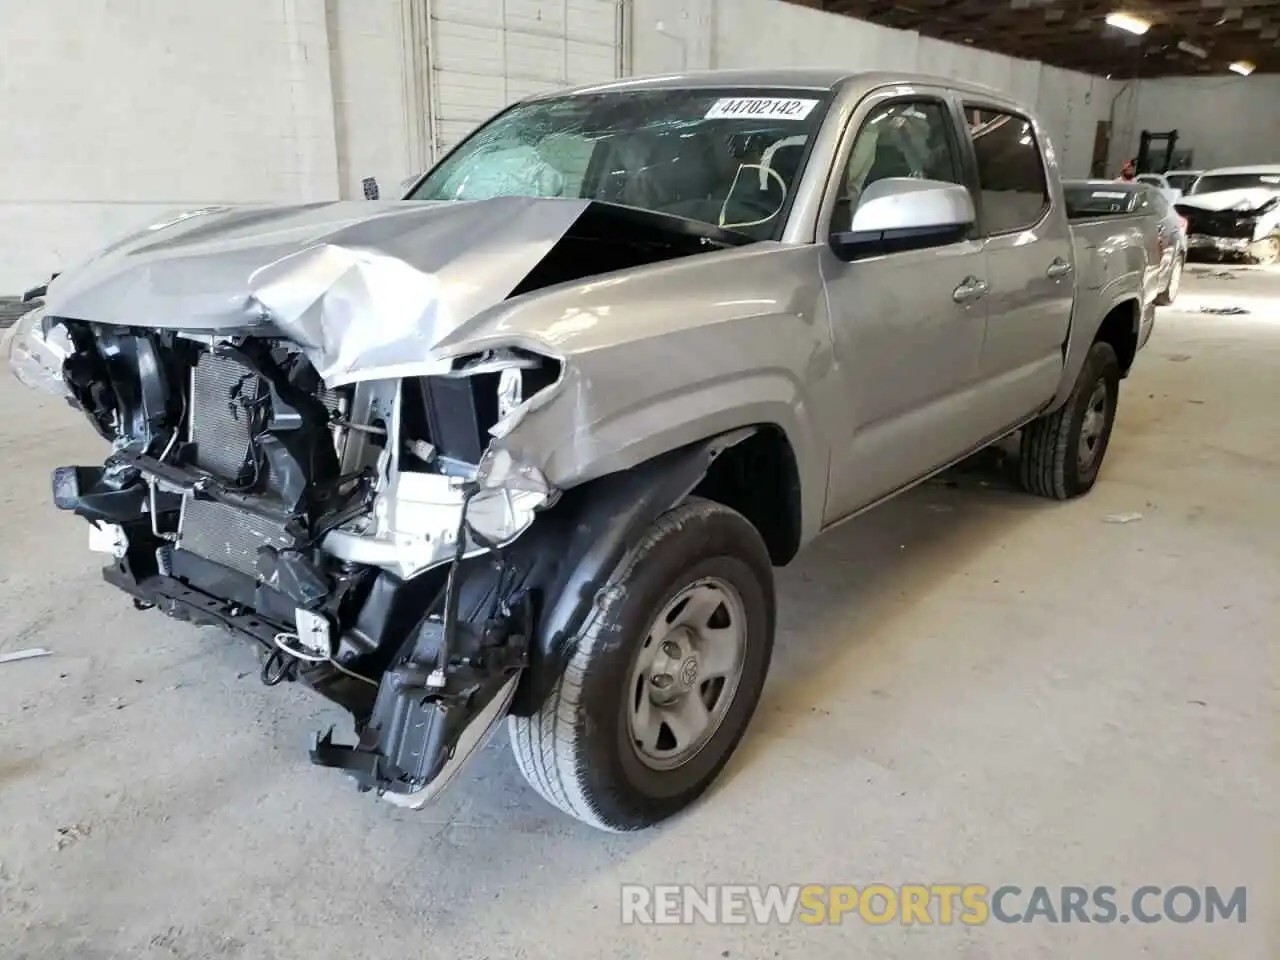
[508,498,775,831]
[1249,234,1280,266]
[1019,341,1121,500]
[1155,253,1183,305]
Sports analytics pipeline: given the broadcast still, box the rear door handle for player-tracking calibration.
[1047,258,1073,279]
[952,276,989,304]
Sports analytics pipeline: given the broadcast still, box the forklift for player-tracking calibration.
[1135,129,1179,174]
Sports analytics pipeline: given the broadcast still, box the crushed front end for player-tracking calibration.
[11,305,561,807]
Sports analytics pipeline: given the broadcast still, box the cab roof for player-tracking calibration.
[538,68,1010,102]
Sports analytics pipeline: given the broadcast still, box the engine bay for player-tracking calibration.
[48,321,558,803]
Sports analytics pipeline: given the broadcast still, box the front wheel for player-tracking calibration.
[508,498,775,832]
[1019,341,1121,500]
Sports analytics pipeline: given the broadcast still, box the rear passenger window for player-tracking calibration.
[965,107,1049,234]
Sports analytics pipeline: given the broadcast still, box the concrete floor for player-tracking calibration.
[1,267,1275,959]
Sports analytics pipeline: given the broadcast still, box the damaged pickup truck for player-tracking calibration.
[4,70,1152,831]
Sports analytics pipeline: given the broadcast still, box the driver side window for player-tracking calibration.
[833,100,964,234]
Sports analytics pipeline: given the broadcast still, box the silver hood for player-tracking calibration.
[1177,187,1280,213]
[40,198,594,385]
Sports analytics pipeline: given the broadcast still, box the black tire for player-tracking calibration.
[1154,253,1183,305]
[508,498,775,832]
[1019,341,1121,500]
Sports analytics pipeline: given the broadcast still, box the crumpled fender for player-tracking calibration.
[443,429,755,716]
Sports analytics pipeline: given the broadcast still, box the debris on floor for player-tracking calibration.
[1103,512,1144,524]
[1165,354,1192,362]
[55,824,91,851]
[1198,306,1250,316]
[0,647,52,665]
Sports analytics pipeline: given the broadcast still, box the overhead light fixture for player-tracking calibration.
[1105,11,1152,35]
[1228,60,1255,75]
[1177,40,1207,59]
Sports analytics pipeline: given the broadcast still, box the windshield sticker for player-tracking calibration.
[705,97,819,121]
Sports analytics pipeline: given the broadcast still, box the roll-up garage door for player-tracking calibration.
[429,0,625,156]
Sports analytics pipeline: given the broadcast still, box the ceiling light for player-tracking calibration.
[1228,60,1255,75]
[1177,40,1207,58]
[1105,12,1152,35]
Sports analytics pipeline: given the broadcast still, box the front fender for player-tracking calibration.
[449,432,755,716]
[499,365,825,544]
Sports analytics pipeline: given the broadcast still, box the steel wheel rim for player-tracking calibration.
[1077,380,1109,472]
[626,577,748,772]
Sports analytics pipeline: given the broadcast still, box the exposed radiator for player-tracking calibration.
[179,498,295,579]
[179,350,341,580]
[190,352,260,482]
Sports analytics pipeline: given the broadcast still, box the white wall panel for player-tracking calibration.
[632,0,1113,178]
[2,0,340,293]
[327,0,412,200]
[428,0,624,153]
[1111,76,1280,172]
[1034,67,1113,179]
[629,0,714,73]
[712,0,919,73]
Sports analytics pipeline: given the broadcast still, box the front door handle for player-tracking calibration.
[1047,258,1073,279]
[952,276,989,304]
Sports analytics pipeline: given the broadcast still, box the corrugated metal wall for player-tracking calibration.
[428,0,625,154]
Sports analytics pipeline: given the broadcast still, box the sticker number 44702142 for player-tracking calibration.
[704,97,820,121]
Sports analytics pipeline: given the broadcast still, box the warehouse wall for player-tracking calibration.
[630,0,1116,181]
[327,0,413,204]
[1110,75,1280,173]
[1,0,341,293]
[1,0,1123,293]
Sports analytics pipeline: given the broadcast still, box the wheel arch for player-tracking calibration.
[498,426,795,715]
[1049,295,1142,412]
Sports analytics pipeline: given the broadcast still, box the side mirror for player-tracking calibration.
[362,176,380,200]
[831,178,976,261]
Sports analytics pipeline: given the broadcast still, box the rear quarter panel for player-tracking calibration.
[1053,217,1150,409]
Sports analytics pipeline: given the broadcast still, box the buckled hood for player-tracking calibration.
[1177,187,1280,214]
[40,197,594,385]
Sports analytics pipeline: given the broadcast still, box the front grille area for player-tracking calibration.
[1179,208,1254,240]
[190,352,260,481]
[182,351,288,579]
[179,498,295,579]
[179,347,347,580]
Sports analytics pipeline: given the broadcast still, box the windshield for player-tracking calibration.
[1166,173,1199,193]
[406,88,832,241]
[1190,173,1280,195]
